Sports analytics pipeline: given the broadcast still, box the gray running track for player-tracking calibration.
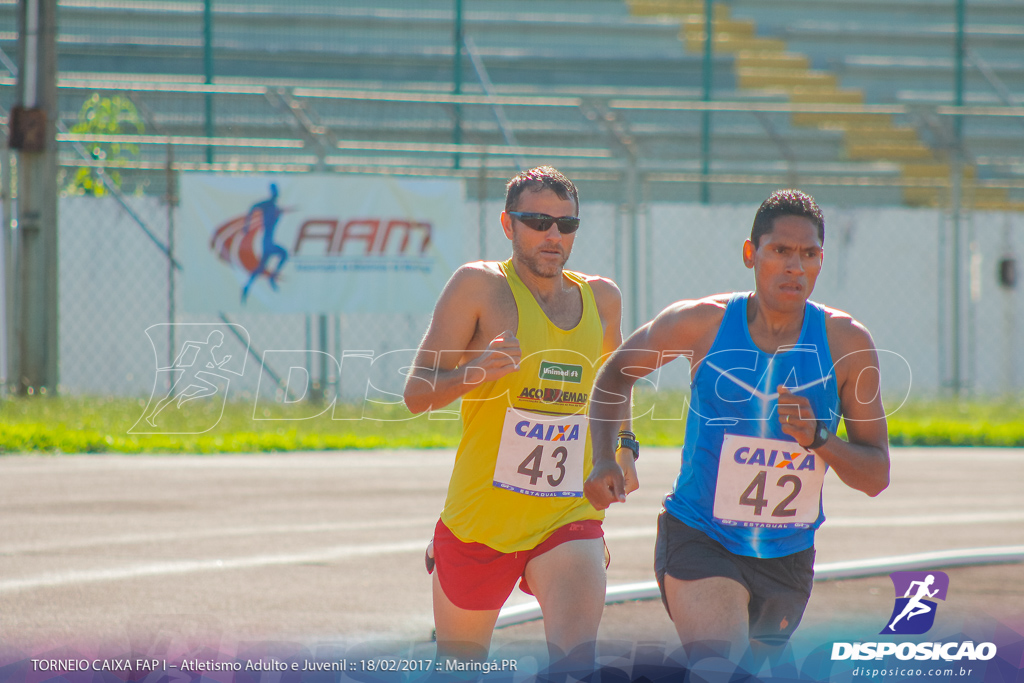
[1,447,1022,653]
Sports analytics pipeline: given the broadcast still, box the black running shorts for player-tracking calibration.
[654,510,815,646]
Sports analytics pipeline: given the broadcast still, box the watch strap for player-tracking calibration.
[616,430,640,461]
[808,420,830,450]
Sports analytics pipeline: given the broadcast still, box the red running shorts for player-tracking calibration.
[432,517,604,611]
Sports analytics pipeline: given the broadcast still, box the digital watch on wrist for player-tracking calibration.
[807,420,830,450]
[616,430,640,461]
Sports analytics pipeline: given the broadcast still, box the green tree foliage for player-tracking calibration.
[66,94,145,197]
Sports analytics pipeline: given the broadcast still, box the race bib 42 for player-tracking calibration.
[712,434,827,529]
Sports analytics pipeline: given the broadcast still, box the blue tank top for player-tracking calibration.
[663,292,841,558]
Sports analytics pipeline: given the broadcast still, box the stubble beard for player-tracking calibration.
[512,239,568,279]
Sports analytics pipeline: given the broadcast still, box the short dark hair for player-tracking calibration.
[751,189,825,248]
[504,166,579,214]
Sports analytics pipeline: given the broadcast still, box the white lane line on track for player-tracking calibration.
[0,539,427,593]
[604,510,1024,540]
[0,517,439,555]
[4,510,1020,593]
[0,452,455,472]
[826,510,1024,527]
[8,509,1018,557]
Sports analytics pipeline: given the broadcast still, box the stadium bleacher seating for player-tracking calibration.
[0,0,1019,208]
[629,0,1024,209]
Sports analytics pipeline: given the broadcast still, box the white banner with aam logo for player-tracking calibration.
[180,173,466,314]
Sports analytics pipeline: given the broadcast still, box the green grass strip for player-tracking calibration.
[1,394,1022,453]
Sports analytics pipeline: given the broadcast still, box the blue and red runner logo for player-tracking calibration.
[209,182,289,303]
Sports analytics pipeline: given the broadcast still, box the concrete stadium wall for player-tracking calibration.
[16,195,1022,402]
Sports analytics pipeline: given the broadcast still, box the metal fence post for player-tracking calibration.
[626,155,640,334]
[1,140,11,389]
[700,0,713,204]
[204,0,215,165]
[950,153,963,394]
[316,314,328,403]
[950,0,966,395]
[11,0,59,395]
[452,0,463,169]
[166,142,177,376]
[478,151,488,259]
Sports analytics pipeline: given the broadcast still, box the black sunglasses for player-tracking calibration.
[508,211,580,235]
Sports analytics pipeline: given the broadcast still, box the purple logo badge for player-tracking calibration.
[880,571,950,635]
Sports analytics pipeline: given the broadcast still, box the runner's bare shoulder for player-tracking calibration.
[642,293,731,353]
[422,261,512,352]
[660,293,730,330]
[441,261,509,303]
[820,304,876,356]
[579,274,622,309]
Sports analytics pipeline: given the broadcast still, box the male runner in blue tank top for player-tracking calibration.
[585,189,890,666]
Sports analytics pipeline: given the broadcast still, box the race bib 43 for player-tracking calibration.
[493,409,588,498]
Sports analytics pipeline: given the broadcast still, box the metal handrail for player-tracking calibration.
[966,48,1024,133]
[463,35,525,171]
[494,545,1024,629]
[3,75,1023,118]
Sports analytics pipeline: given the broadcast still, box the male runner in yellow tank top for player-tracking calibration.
[404,166,638,668]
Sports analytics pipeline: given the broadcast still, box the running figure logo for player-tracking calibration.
[208,182,291,304]
[241,182,288,303]
[881,570,950,635]
[131,323,250,434]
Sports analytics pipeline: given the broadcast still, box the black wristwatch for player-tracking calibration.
[616,430,640,461]
[807,420,830,450]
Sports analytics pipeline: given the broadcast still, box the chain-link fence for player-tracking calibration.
[2,185,1017,401]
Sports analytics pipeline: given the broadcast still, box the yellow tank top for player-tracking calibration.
[440,259,606,553]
